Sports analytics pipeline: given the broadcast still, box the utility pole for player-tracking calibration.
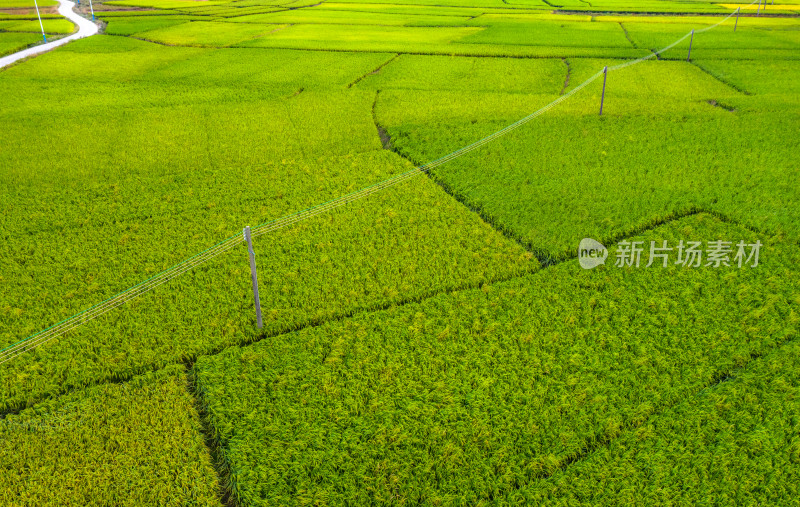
[599,66,608,116]
[243,226,263,329]
[33,0,46,43]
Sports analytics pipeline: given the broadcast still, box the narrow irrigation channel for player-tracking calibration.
[0,0,98,69]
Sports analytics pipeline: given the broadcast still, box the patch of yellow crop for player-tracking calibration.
[718,2,800,10]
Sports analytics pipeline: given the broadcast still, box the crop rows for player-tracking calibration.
[524,337,800,504]
[0,38,535,412]
[0,365,219,505]
[0,18,74,34]
[0,31,41,56]
[374,54,800,261]
[1,0,798,504]
[193,214,800,504]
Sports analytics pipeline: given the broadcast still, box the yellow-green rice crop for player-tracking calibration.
[0,365,220,505]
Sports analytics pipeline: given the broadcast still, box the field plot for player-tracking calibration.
[227,8,473,25]
[239,24,486,52]
[0,37,535,411]
[318,2,520,17]
[0,0,57,7]
[1,18,74,33]
[357,54,567,126]
[0,31,41,55]
[105,0,228,9]
[457,17,633,48]
[527,337,800,504]
[135,20,279,46]
[0,365,219,505]
[194,214,800,504]
[379,55,800,261]
[104,15,204,36]
[624,20,800,55]
[720,1,800,12]
[355,54,566,93]
[229,11,649,57]
[555,0,730,12]
[329,0,528,7]
[693,57,800,99]
[1,0,799,504]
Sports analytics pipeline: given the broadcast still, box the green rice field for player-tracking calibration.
[1,0,798,504]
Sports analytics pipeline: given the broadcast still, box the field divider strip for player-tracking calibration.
[346,53,400,89]
[2,6,755,364]
[186,367,239,507]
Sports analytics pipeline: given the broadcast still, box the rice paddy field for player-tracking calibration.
[1,0,798,504]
